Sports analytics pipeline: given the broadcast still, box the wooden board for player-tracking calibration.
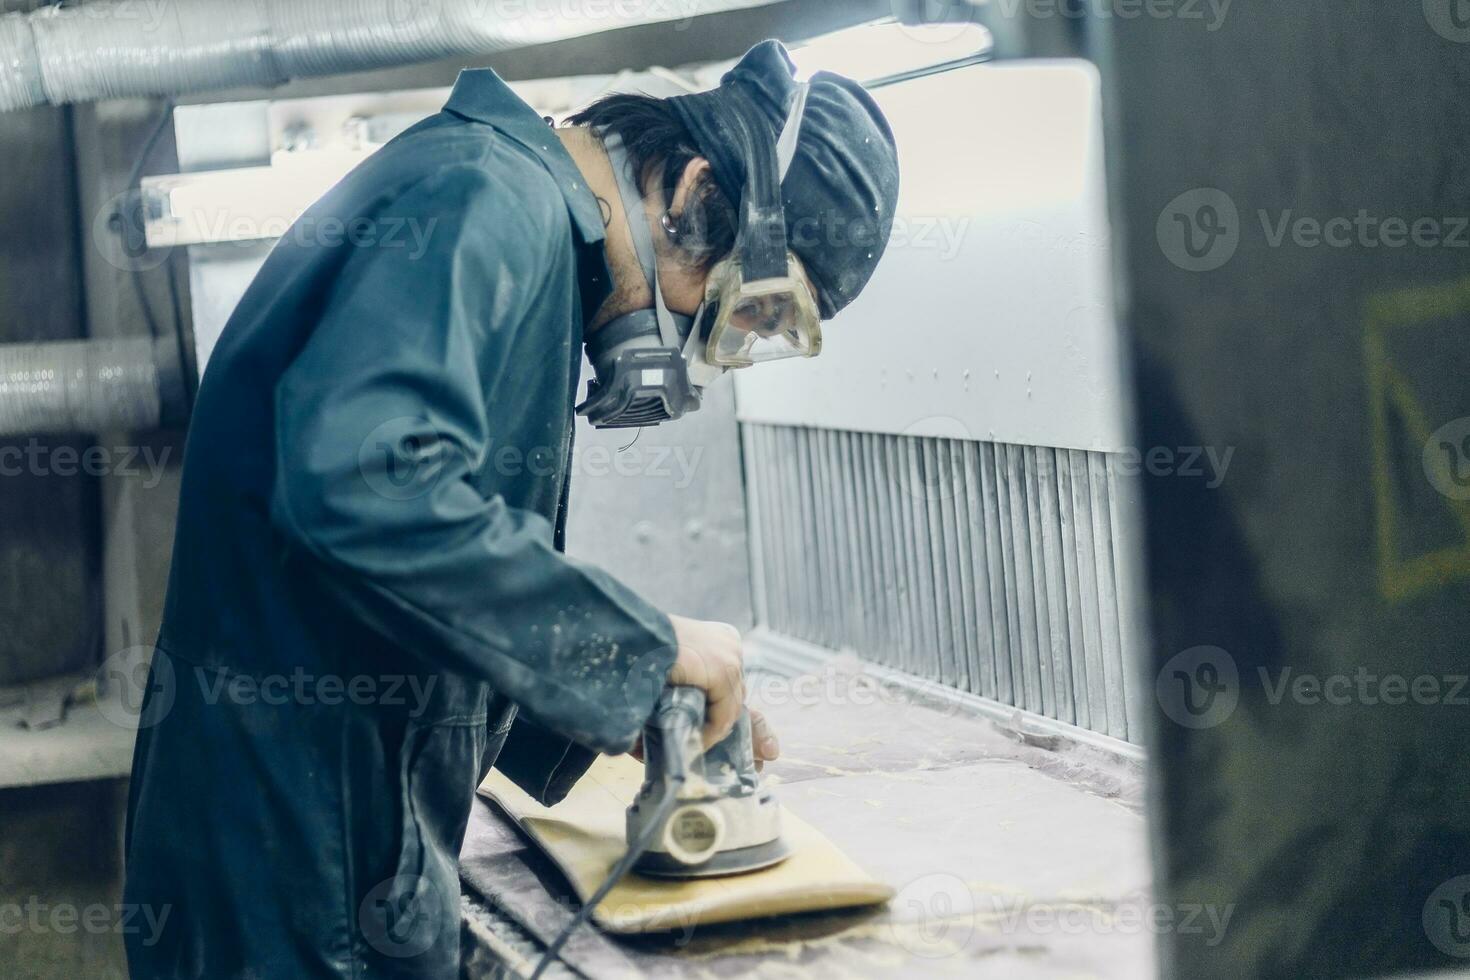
[477,755,893,934]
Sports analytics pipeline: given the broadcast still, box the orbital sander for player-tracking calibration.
[529,686,790,979]
[627,686,791,878]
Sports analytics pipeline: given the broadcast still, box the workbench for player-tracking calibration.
[459,656,1153,979]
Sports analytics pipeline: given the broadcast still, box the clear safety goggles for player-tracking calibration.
[702,252,823,368]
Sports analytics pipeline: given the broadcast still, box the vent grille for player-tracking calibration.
[742,423,1142,743]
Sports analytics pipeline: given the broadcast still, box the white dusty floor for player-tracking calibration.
[463,657,1156,979]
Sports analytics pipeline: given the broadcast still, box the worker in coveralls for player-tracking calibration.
[123,40,899,979]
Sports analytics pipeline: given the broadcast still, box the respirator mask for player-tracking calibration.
[577,85,821,429]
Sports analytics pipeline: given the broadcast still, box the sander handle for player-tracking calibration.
[529,684,704,980]
[649,685,707,784]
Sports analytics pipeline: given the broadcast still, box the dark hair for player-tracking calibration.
[565,93,738,272]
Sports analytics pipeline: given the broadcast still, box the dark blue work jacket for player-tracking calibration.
[124,69,676,979]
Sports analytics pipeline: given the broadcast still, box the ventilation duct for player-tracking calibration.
[0,338,180,436]
[743,423,1145,744]
[0,0,783,112]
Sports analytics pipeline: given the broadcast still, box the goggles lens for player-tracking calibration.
[704,255,822,367]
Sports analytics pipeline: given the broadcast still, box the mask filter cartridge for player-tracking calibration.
[578,308,701,428]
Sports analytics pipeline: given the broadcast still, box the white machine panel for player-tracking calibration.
[733,61,1128,453]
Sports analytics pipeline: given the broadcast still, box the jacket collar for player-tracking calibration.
[444,68,607,250]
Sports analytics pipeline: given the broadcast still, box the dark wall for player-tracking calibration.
[1101,3,1470,977]
[0,105,97,686]
[0,104,124,980]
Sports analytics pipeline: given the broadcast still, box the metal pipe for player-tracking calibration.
[0,0,782,113]
[0,338,166,436]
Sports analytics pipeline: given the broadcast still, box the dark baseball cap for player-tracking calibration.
[669,40,902,319]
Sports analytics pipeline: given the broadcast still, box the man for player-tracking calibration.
[124,39,898,979]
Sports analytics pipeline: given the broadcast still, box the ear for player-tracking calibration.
[668,156,712,219]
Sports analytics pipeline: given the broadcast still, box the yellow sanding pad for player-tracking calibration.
[477,755,894,934]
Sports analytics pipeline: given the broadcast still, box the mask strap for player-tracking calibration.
[603,134,684,350]
[776,82,811,183]
[736,82,811,283]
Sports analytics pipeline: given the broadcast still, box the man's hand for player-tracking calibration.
[667,615,747,750]
[747,707,781,770]
[625,616,780,767]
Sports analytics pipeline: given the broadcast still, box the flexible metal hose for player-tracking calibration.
[0,337,165,436]
[0,0,782,112]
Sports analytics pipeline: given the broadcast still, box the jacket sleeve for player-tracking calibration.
[493,713,600,806]
[269,164,676,755]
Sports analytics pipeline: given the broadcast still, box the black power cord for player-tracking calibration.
[110,97,198,421]
[530,691,704,977]
[526,786,680,980]
[112,98,176,342]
